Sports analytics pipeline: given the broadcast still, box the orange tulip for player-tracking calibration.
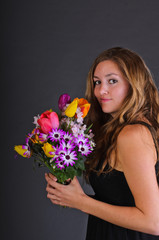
[77,98,90,118]
[65,97,90,118]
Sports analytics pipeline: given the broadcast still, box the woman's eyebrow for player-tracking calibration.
[106,73,119,77]
[93,73,119,79]
[93,76,100,79]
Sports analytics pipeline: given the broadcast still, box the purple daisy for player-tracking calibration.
[55,159,65,170]
[60,149,77,167]
[62,132,74,143]
[38,133,48,142]
[55,144,66,157]
[78,143,91,156]
[75,134,89,146]
[48,129,64,142]
[60,139,75,151]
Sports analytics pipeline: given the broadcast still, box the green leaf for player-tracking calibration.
[84,123,93,134]
[74,159,85,170]
[76,168,83,176]
[66,166,76,174]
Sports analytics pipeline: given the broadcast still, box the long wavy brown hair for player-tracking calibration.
[84,47,159,179]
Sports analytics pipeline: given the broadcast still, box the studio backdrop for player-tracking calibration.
[2,0,159,240]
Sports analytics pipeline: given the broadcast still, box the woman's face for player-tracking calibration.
[93,60,130,116]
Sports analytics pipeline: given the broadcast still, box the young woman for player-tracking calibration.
[45,47,159,239]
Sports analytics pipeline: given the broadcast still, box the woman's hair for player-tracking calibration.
[84,47,159,179]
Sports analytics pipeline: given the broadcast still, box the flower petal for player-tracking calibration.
[37,118,52,134]
[65,98,79,117]
[49,112,59,129]
[42,142,55,158]
[58,94,71,111]
[78,98,89,107]
[40,110,52,118]
[77,98,90,118]
[80,103,90,118]
[14,145,30,158]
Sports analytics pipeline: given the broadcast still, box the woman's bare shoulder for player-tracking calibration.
[117,123,153,144]
[117,123,157,165]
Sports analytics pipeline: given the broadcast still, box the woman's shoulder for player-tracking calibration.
[117,122,157,167]
[118,122,152,142]
[117,122,156,156]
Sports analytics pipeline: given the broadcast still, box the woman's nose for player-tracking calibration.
[99,83,109,95]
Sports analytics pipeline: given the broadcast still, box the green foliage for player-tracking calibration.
[45,155,86,184]
[30,141,43,154]
[74,158,85,170]
[31,145,86,184]
[84,123,93,134]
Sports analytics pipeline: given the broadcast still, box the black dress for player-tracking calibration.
[86,122,159,240]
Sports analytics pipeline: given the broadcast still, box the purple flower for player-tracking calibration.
[60,149,77,166]
[60,139,75,151]
[78,143,91,156]
[48,129,64,142]
[58,94,71,111]
[75,134,89,146]
[38,133,48,142]
[55,144,67,157]
[62,132,74,143]
[55,159,65,170]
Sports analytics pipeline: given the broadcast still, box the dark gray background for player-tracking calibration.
[2,0,159,240]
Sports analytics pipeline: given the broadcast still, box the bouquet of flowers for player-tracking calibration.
[14,94,95,184]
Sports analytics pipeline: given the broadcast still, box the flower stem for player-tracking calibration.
[43,161,55,175]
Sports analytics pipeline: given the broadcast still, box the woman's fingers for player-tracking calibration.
[65,178,71,185]
[47,192,61,201]
[46,182,63,197]
[45,173,60,189]
[46,182,62,203]
[50,199,63,206]
[46,184,55,195]
[46,184,65,206]
[45,174,65,203]
[45,173,85,208]
[47,173,57,181]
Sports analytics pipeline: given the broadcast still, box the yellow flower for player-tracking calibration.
[42,142,55,158]
[65,98,79,117]
[14,145,31,158]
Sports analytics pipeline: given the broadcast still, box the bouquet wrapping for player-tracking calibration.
[14,94,95,184]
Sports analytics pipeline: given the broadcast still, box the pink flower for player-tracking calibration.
[58,94,71,111]
[37,110,59,134]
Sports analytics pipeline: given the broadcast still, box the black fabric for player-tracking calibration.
[86,122,159,240]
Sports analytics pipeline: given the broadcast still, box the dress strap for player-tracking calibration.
[129,121,158,160]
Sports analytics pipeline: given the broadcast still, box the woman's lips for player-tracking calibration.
[100,98,112,102]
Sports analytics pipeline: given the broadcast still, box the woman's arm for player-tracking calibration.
[45,124,159,235]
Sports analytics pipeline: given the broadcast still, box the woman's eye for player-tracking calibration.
[94,80,101,86]
[109,79,117,84]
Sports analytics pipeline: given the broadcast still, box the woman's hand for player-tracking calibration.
[45,173,86,209]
